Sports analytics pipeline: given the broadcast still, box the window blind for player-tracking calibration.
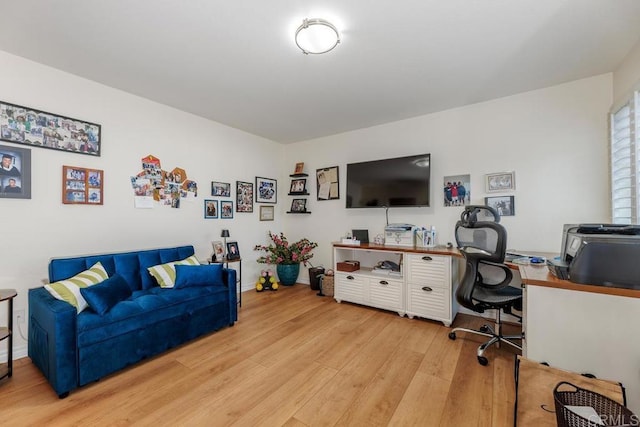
[610,92,639,224]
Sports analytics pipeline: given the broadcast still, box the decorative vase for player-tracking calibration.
[277,263,300,286]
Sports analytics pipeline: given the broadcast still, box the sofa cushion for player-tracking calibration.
[174,264,223,288]
[147,255,200,288]
[80,273,132,315]
[76,286,229,347]
[44,262,109,313]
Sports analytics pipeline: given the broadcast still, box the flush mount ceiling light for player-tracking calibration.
[295,18,340,55]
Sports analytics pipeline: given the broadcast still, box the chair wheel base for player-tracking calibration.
[477,356,488,366]
[448,332,456,340]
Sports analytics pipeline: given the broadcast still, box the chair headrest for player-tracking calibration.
[459,205,500,226]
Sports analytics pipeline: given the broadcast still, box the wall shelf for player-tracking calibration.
[286,211,311,214]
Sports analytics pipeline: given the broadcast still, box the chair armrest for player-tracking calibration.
[28,287,78,397]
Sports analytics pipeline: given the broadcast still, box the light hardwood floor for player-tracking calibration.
[0,285,520,426]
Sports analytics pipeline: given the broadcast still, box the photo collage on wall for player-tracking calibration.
[130,154,197,209]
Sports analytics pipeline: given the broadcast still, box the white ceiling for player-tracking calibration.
[0,0,639,143]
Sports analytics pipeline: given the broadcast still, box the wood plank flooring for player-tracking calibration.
[0,285,520,426]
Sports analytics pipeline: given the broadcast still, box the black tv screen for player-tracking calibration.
[346,154,431,208]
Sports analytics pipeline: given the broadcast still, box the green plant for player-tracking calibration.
[254,232,317,265]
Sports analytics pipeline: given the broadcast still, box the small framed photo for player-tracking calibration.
[256,176,277,204]
[260,205,274,221]
[220,200,233,218]
[289,178,306,194]
[236,181,253,212]
[211,241,225,262]
[62,165,103,205]
[0,144,31,199]
[211,181,231,197]
[226,241,240,260]
[294,162,305,174]
[290,198,307,213]
[484,195,515,216]
[485,172,515,193]
[204,199,218,218]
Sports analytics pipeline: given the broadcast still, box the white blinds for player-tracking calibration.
[610,92,639,224]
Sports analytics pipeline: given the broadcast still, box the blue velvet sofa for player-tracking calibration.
[28,245,237,398]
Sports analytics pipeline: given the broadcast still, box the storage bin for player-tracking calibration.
[320,275,334,297]
[554,381,636,427]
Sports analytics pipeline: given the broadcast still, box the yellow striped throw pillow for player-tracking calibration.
[44,262,109,313]
[147,255,200,288]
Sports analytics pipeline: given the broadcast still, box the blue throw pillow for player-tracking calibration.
[174,264,223,288]
[80,273,132,315]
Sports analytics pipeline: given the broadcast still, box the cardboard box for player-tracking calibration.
[337,261,360,272]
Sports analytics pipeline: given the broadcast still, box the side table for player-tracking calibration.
[211,258,242,307]
[0,289,17,381]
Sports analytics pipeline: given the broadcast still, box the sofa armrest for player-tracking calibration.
[222,268,238,323]
[28,287,78,397]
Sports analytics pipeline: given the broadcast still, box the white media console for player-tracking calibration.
[333,243,460,326]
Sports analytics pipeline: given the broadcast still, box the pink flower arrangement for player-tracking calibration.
[254,232,318,265]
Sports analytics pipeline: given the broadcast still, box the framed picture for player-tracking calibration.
[484,195,515,216]
[316,166,339,200]
[236,181,253,212]
[62,165,103,205]
[260,205,274,221]
[220,200,234,218]
[0,100,101,156]
[226,241,240,260]
[485,172,515,193]
[211,241,225,262]
[444,174,471,207]
[0,144,31,199]
[256,176,277,204]
[290,198,307,213]
[289,178,306,194]
[294,162,304,174]
[211,181,230,197]
[204,199,218,218]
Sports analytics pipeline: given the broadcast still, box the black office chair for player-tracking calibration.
[448,205,523,366]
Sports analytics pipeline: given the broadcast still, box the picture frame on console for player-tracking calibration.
[226,241,240,260]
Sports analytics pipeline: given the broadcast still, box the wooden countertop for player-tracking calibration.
[333,243,640,299]
[332,242,461,257]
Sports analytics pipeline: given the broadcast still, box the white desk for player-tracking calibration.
[519,264,640,415]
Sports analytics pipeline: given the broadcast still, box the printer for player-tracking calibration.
[548,224,640,289]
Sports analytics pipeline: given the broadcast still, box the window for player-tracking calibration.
[610,91,639,224]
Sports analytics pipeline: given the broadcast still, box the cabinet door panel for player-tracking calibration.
[407,254,450,288]
[407,285,450,319]
[369,277,403,310]
[334,273,366,303]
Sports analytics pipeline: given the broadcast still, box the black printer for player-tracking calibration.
[548,224,640,289]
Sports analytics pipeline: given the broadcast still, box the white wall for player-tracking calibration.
[613,37,640,106]
[283,74,613,271]
[0,51,286,357]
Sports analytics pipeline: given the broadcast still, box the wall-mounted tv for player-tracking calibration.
[346,153,431,208]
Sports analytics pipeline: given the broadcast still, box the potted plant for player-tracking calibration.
[254,232,318,286]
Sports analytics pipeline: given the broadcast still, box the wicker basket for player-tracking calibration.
[554,381,636,427]
[321,275,334,297]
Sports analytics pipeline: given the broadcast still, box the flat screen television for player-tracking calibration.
[346,154,431,208]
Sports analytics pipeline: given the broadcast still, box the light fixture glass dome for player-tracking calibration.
[295,18,340,55]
